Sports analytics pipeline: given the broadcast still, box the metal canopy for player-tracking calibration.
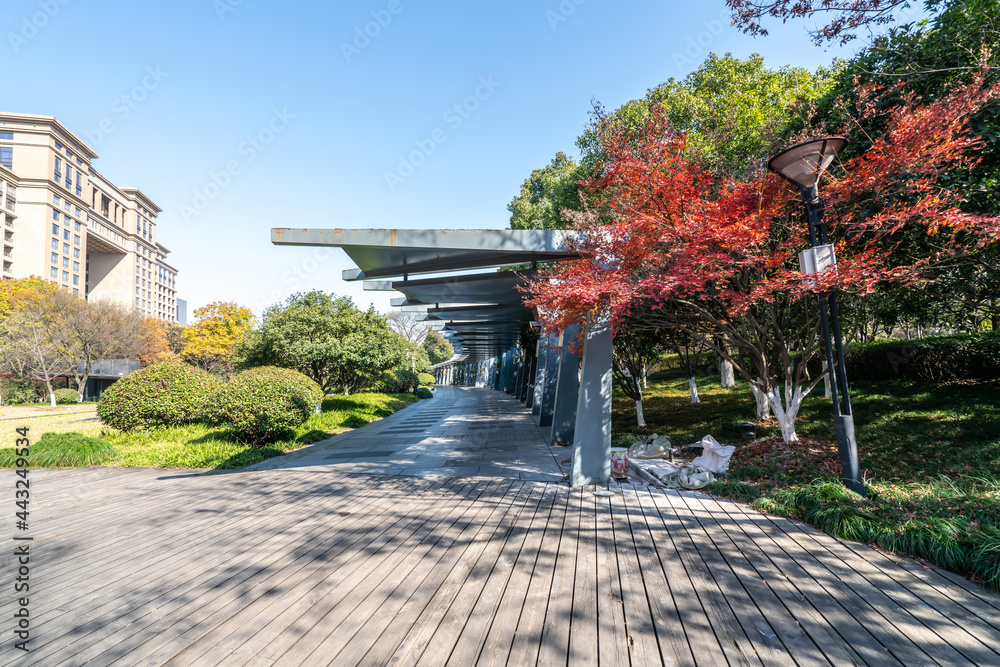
[270,228,579,361]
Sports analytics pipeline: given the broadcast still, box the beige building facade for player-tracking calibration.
[0,113,178,321]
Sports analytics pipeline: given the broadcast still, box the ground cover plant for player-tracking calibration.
[614,369,1000,591]
[0,392,419,470]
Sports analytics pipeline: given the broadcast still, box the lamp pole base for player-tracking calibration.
[834,414,864,496]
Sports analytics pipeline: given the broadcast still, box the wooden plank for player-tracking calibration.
[638,488,763,667]
[535,480,580,667]
[474,485,558,667]
[380,481,533,666]
[568,487,599,666]
[327,482,525,667]
[618,486,699,666]
[503,486,570,666]
[594,489,629,667]
[682,493,838,666]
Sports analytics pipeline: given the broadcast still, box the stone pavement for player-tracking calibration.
[248,385,566,481]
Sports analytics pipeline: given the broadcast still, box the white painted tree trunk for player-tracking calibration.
[642,363,648,389]
[751,384,772,420]
[720,359,735,387]
[688,377,700,404]
[821,360,832,397]
[635,399,646,427]
[48,390,56,407]
[766,384,807,443]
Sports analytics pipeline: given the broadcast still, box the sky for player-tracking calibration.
[2,0,927,320]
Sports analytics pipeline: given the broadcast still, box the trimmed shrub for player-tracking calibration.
[204,366,324,445]
[845,332,1000,382]
[1,379,41,405]
[54,388,79,404]
[416,387,433,399]
[417,372,436,386]
[372,368,418,394]
[0,432,117,467]
[98,362,222,431]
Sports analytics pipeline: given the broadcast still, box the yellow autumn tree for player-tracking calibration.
[140,318,174,367]
[181,301,254,377]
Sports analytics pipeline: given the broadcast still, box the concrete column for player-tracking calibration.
[531,334,548,416]
[571,307,613,486]
[514,353,526,401]
[538,332,559,428]
[520,353,533,403]
[551,323,581,447]
[525,355,537,408]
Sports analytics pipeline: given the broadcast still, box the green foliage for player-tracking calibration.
[417,372,436,386]
[422,329,454,365]
[54,388,79,404]
[0,432,116,467]
[416,387,434,399]
[578,53,834,177]
[507,151,586,230]
[204,366,324,445]
[845,332,1000,382]
[706,479,760,503]
[97,362,222,431]
[0,379,41,405]
[373,368,418,394]
[182,301,255,377]
[235,291,406,394]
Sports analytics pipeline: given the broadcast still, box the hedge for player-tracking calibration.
[844,332,1000,382]
[417,372,436,386]
[373,368,418,393]
[98,362,222,430]
[54,388,79,404]
[204,366,323,445]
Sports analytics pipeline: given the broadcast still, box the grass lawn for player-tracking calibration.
[1,392,421,471]
[616,370,1000,591]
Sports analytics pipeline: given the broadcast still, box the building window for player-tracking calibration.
[53,195,60,205]
[0,147,12,170]
[73,288,79,295]
[52,224,59,235]
[63,229,69,240]
[73,261,79,271]
[54,141,62,151]
[62,257,68,268]
[136,287,140,295]
[73,248,79,259]
[0,132,12,140]
[51,252,58,264]
[76,173,82,197]
[74,235,80,245]
[72,275,78,285]
[62,271,69,282]
[74,222,80,232]
[65,166,72,189]
[51,238,58,250]
[50,267,57,279]
[63,243,69,254]
[53,209,59,221]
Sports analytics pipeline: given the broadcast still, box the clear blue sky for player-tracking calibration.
[3,0,922,319]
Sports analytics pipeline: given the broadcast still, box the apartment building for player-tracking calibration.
[0,113,178,322]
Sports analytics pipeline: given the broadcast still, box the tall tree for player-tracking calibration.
[508,152,586,230]
[423,329,455,365]
[726,0,929,45]
[65,299,146,401]
[4,289,79,406]
[386,310,429,344]
[611,321,665,427]
[235,291,407,394]
[528,79,1000,442]
[182,301,255,377]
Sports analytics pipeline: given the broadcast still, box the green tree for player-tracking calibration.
[235,291,406,395]
[507,152,586,230]
[422,329,454,365]
[579,53,834,178]
[182,302,255,376]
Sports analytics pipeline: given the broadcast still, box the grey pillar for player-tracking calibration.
[524,355,537,407]
[520,353,533,403]
[551,323,581,447]
[571,307,613,486]
[515,353,527,401]
[538,332,559,428]
[531,334,548,416]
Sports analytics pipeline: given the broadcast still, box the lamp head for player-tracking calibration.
[767,137,848,191]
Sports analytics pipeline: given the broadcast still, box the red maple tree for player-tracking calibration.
[526,74,1000,442]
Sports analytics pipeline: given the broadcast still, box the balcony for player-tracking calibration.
[86,213,128,254]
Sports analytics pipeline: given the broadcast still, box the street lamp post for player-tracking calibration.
[768,137,864,496]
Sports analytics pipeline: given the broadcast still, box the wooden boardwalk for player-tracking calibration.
[3,465,1000,666]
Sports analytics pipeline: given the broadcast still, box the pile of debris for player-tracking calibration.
[626,434,737,490]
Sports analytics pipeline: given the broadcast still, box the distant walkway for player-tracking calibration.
[4,462,1000,665]
[250,386,565,482]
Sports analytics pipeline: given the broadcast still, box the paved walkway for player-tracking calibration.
[250,386,565,482]
[3,388,1000,666]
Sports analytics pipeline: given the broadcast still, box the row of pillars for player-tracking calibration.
[432,358,498,387]
[492,310,613,487]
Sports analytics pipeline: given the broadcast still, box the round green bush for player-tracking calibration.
[416,387,434,400]
[97,362,222,431]
[417,372,436,386]
[373,368,418,394]
[54,388,79,404]
[204,366,324,445]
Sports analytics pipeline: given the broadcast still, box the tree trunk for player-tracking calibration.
[47,381,56,407]
[688,377,700,404]
[642,362,648,389]
[821,360,831,398]
[766,384,805,443]
[635,399,646,427]
[751,384,772,420]
[720,358,735,388]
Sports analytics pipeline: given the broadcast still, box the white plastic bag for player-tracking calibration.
[691,435,736,474]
